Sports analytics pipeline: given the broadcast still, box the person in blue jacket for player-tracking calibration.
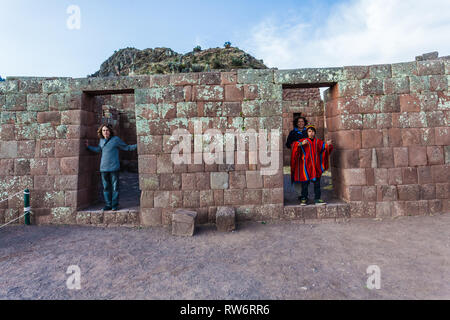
[85,124,137,211]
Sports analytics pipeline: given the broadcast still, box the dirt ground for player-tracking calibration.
[1,213,449,300]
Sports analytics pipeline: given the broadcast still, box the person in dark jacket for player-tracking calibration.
[286,116,308,199]
[85,124,137,211]
[286,116,308,149]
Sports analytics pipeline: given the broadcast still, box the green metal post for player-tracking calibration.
[24,189,30,225]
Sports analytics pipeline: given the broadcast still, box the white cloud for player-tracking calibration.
[244,0,450,69]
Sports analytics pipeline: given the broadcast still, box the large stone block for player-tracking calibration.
[172,209,197,236]
[55,139,80,157]
[210,172,229,189]
[435,127,450,145]
[5,93,27,111]
[224,84,244,101]
[391,62,418,77]
[360,78,384,95]
[51,207,76,224]
[141,208,162,226]
[274,68,344,85]
[0,141,18,159]
[398,185,420,201]
[42,79,70,93]
[193,85,224,101]
[216,206,236,232]
[408,146,427,166]
[343,66,369,80]
[27,94,49,111]
[417,60,445,76]
[362,129,383,148]
[239,69,274,84]
[139,174,160,190]
[369,64,392,78]
[0,80,19,94]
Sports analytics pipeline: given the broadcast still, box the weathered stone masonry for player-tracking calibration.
[0,54,449,226]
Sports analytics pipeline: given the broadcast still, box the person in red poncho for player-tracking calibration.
[290,125,333,205]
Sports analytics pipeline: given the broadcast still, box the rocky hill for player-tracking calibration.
[90,46,267,77]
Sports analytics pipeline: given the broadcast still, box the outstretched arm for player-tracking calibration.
[85,140,101,153]
[116,137,137,151]
[285,131,295,149]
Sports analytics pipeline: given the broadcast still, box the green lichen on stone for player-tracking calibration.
[5,93,26,111]
[48,93,68,111]
[257,83,282,101]
[0,80,19,94]
[409,76,430,93]
[168,117,189,130]
[38,123,56,139]
[229,117,244,130]
[15,111,37,124]
[43,191,65,207]
[27,94,49,111]
[341,114,363,129]
[139,175,159,190]
[15,123,39,140]
[260,101,282,117]
[134,89,152,104]
[136,118,150,136]
[362,113,377,128]
[148,87,165,102]
[259,116,282,130]
[55,125,67,139]
[159,103,175,118]
[176,102,197,117]
[242,100,261,117]
[238,69,274,84]
[391,62,417,77]
[51,207,74,224]
[42,79,70,93]
[0,176,19,199]
[274,68,344,85]
[1,111,16,124]
[196,85,224,101]
[204,102,223,117]
[369,64,392,78]
[438,93,450,110]
[135,103,158,120]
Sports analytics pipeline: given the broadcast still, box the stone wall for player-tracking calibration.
[324,60,450,218]
[0,54,448,226]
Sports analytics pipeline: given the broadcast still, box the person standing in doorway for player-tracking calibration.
[85,124,137,211]
[286,116,309,199]
[290,125,333,205]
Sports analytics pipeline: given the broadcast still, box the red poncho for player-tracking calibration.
[290,138,333,183]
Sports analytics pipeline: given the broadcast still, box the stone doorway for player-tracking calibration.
[282,84,339,206]
[77,90,140,213]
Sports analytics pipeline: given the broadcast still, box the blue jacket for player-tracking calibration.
[87,136,137,172]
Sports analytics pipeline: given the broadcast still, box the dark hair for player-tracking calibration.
[293,116,308,129]
[97,124,115,139]
[306,125,316,133]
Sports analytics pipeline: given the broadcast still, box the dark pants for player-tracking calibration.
[301,177,321,200]
[101,171,120,207]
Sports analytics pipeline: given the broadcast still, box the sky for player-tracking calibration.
[0,0,449,78]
